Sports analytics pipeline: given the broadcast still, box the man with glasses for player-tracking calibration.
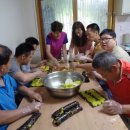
[100,29,130,62]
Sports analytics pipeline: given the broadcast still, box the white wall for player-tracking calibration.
[0,0,41,61]
[1,0,130,59]
[115,15,130,45]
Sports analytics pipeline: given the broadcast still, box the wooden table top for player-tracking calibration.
[8,77,127,130]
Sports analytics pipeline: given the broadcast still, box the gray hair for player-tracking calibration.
[92,51,118,71]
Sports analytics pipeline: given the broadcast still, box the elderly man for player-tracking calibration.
[0,44,42,130]
[92,51,130,129]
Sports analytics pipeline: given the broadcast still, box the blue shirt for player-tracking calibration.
[0,74,18,130]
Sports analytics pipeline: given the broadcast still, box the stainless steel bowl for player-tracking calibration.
[43,71,85,98]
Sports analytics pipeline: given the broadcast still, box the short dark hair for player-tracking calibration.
[87,23,100,33]
[100,29,116,38]
[51,21,63,32]
[0,44,12,65]
[92,51,118,71]
[15,42,34,57]
[25,37,39,46]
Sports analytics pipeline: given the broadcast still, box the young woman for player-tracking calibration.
[69,21,93,58]
[46,21,68,65]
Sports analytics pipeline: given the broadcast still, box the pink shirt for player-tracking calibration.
[77,41,93,54]
[46,32,68,59]
[70,39,94,55]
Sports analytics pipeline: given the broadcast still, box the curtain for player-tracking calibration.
[41,0,108,49]
[41,0,73,49]
[77,0,108,32]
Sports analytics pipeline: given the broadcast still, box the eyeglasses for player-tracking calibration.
[99,38,113,43]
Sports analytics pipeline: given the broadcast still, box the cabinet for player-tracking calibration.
[116,0,130,15]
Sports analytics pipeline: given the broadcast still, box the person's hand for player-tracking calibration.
[38,60,46,67]
[102,100,122,115]
[91,71,105,80]
[69,62,78,70]
[87,71,96,79]
[79,55,88,62]
[74,54,80,61]
[40,72,47,78]
[28,101,41,112]
[53,59,60,66]
[35,70,44,77]
[29,91,43,102]
[63,55,67,63]
[22,102,42,115]
[86,57,93,62]
[74,53,84,61]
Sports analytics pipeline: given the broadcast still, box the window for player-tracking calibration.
[77,0,108,31]
[37,0,112,57]
[41,0,73,49]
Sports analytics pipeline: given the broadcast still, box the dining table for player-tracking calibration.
[8,67,128,130]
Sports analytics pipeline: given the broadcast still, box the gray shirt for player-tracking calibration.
[112,46,130,62]
[9,57,25,85]
[22,64,31,73]
[9,57,21,76]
